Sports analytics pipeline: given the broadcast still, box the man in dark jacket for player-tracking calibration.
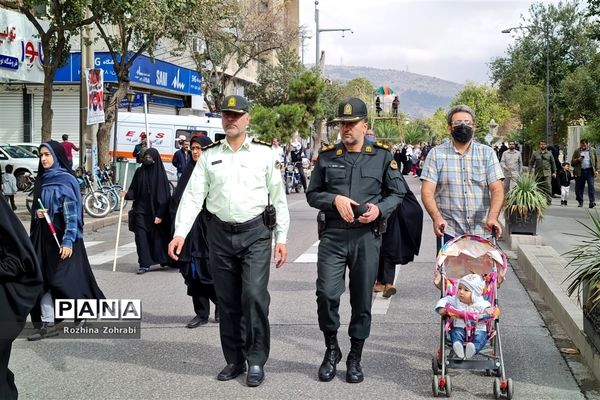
[172,136,190,180]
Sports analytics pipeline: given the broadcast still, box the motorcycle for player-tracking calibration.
[284,162,303,194]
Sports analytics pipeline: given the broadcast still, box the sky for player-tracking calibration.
[299,0,562,84]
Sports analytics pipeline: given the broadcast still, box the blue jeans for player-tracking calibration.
[450,327,488,353]
[575,168,596,204]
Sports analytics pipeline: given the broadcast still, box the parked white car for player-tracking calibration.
[0,144,39,190]
[11,141,80,169]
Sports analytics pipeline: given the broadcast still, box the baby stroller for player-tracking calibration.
[431,234,513,399]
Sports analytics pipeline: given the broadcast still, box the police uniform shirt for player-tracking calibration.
[306,142,406,219]
[174,135,290,243]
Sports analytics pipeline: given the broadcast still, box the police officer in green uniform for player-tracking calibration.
[528,140,556,203]
[169,95,289,388]
[306,98,406,383]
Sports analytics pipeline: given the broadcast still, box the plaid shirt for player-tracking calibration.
[420,140,504,237]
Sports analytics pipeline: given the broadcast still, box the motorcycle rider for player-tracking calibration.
[290,140,307,192]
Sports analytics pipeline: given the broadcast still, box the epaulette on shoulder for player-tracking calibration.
[252,138,271,147]
[374,141,390,150]
[320,144,335,153]
[202,140,221,151]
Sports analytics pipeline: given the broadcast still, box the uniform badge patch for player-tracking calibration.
[365,146,372,153]
[390,160,398,170]
[336,149,343,156]
[228,97,236,107]
[343,103,352,115]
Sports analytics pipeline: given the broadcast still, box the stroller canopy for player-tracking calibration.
[436,234,507,280]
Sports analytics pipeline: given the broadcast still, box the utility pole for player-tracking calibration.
[80,8,95,172]
[314,1,352,72]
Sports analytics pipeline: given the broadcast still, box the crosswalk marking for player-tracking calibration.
[85,241,103,249]
[293,240,319,263]
[292,239,398,315]
[88,242,137,266]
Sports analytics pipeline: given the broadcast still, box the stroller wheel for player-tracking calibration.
[506,378,514,399]
[493,378,501,399]
[496,365,503,377]
[432,355,440,375]
[444,375,452,397]
[432,375,440,397]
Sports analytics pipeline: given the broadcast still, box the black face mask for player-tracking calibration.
[142,159,155,166]
[451,124,473,143]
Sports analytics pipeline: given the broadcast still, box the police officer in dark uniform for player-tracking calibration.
[306,97,406,383]
[169,95,290,387]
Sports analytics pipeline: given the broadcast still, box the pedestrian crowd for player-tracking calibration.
[2,94,600,399]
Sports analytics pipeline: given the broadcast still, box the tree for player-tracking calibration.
[490,1,596,144]
[191,0,298,112]
[93,0,223,166]
[373,119,401,142]
[249,103,305,143]
[588,0,600,41]
[342,78,374,106]
[246,48,304,107]
[403,120,432,146]
[425,108,449,144]
[0,0,99,141]
[450,83,511,140]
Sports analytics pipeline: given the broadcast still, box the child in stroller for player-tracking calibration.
[431,234,513,399]
[435,273,493,360]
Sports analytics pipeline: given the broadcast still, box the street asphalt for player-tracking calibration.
[7,175,600,399]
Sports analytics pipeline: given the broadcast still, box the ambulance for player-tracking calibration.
[110,112,225,175]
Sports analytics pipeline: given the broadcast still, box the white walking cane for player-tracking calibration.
[112,162,130,272]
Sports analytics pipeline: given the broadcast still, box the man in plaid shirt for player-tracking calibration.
[420,105,504,247]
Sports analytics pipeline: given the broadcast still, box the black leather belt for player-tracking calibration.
[212,213,264,233]
[326,219,371,230]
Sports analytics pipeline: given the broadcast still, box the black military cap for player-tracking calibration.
[333,97,368,122]
[221,95,248,114]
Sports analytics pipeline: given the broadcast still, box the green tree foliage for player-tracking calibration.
[246,48,304,107]
[320,80,345,123]
[426,108,449,144]
[93,0,223,166]
[249,103,306,143]
[450,83,510,139]
[342,78,374,106]
[374,120,401,142]
[191,1,297,112]
[588,0,600,41]
[403,120,432,146]
[490,1,596,144]
[0,0,99,140]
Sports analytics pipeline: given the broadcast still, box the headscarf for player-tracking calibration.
[169,136,212,218]
[0,196,43,328]
[135,147,171,216]
[32,141,83,234]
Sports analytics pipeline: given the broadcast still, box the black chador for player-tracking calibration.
[169,136,217,326]
[126,147,172,273]
[0,196,43,399]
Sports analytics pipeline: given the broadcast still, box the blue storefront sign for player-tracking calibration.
[55,52,202,96]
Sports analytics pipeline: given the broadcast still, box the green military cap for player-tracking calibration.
[221,95,249,114]
[332,97,368,122]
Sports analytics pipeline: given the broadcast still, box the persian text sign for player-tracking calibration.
[0,8,45,83]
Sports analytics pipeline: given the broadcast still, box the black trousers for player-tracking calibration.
[206,217,272,367]
[0,339,17,400]
[316,226,381,339]
[376,257,396,285]
[190,283,218,319]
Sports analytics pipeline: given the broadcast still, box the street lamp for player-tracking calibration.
[502,24,551,144]
[314,1,352,69]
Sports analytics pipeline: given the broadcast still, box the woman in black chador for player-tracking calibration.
[169,136,218,328]
[28,140,105,341]
[126,147,172,274]
[0,197,43,399]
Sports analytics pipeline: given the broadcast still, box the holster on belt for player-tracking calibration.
[263,195,276,231]
[317,211,326,239]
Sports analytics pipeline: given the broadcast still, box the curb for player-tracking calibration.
[517,244,600,383]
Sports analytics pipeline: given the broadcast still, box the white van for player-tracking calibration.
[110,112,225,175]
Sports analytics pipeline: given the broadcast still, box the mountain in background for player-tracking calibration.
[322,65,464,119]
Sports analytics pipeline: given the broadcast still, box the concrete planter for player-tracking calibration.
[506,211,538,236]
[583,281,600,353]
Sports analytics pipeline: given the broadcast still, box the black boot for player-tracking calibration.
[318,331,342,382]
[346,337,365,383]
